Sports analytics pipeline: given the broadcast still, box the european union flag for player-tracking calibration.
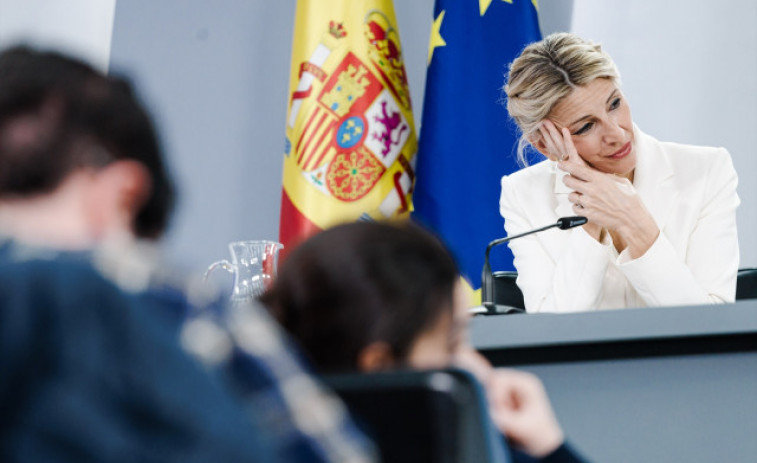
[413,0,541,289]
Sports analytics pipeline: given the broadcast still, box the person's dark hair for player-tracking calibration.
[261,221,459,373]
[0,46,175,238]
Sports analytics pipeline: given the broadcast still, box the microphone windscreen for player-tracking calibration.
[557,216,588,229]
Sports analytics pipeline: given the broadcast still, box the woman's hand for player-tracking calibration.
[539,120,659,258]
[537,121,601,241]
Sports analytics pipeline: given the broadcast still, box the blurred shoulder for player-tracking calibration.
[0,242,107,294]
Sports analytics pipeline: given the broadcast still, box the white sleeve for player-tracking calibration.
[500,175,612,313]
[618,148,740,305]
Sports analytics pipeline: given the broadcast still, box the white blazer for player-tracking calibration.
[499,126,740,313]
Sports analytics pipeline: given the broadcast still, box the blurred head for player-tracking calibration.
[261,221,469,374]
[505,33,633,174]
[0,46,174,239]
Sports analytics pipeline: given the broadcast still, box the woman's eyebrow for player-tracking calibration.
[606,89,619,104]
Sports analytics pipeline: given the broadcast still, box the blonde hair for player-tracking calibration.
[504,33,621,166]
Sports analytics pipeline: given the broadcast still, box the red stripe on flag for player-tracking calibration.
[295,110,321,163]
[278,190,321,261]
[307,146,334,174]
[298,112,329,166]
[302,120,336,170]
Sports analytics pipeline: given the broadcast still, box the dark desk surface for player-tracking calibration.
[471,301,757,463]
[471,299,757,365]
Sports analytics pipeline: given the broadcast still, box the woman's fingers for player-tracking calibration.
[537,123,562,160]
[538,120,574,161]
[560,153,602,182]
[558,127,581,163]
[569,192,589,214]
[568,191,583,207]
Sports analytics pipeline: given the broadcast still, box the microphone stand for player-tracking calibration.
[478,216,587,315]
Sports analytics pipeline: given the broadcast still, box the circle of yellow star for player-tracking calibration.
[480,0,513,16]
[427,10,446,66]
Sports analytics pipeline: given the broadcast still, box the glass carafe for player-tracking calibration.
[205,240,283,302]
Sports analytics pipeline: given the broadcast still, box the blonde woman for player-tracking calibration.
[501,32,739,312]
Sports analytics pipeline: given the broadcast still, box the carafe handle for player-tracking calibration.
[204,259,236,280]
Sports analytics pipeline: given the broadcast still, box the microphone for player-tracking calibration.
[476,216,587,315]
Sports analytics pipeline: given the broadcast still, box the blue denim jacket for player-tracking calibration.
[0,239,376,463]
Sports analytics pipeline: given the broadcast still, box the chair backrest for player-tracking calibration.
[322,368,507,463]
[492,271,525,310]
[737,267,757,300]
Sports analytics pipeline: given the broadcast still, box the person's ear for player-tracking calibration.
[86,160,152,237]
[110,160,152,217]
[357,342,395,372]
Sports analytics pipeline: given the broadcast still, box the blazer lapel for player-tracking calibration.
[543,162,579,256]
[553,162,574,218]
[632,126,678,229]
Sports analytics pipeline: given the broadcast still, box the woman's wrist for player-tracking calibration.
[619,215,659,259]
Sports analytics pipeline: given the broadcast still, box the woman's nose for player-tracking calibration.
[602,119,625,145]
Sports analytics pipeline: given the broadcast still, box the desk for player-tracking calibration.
[471,301,757,463]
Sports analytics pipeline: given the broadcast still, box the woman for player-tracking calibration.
[262,221,585,462]
[501,32,739,312]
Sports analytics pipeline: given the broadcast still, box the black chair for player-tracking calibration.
[737,267,757,300]
[322,368,507,463]
[492,271,525,311]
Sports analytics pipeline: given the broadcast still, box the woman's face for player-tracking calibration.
[547,77,636,178]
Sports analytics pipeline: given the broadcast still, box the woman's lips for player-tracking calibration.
[609,141,632,159]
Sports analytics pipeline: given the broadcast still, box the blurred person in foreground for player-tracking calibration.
[501,33,739,312]
[0,46,374,463]
[262,221,588,463]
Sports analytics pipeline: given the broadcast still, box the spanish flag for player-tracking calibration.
[279,0,417,254]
